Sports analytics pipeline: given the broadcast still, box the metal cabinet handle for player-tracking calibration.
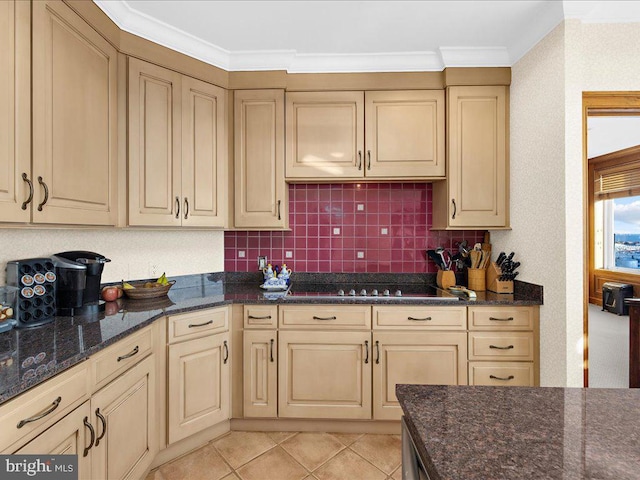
[277,200,281,220]
[95,408,107,447]
[83,416,95,457]
[270,339,274,363]
[375,340,380,364]
[407,316,432,321]
[117,345,139,362]
[21,173,33,210]
[490,375,515,381]
[248,315,272,320]
[364,340,369,364]
[451,199,457,220]
[188,320,213,328]
[223,340,229,364]
[367,150,371,170]
[175,196,180,219]
[357,150,362,170]
[17,396,62,428]
[489,317,514,322]
[184,197,189,219]
[313,316,337,320]
[37,176,49,211]
[489,344,514,350]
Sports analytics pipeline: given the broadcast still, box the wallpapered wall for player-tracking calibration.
[225,183,485,273]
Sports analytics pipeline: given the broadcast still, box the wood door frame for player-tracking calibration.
[582,92,640,387]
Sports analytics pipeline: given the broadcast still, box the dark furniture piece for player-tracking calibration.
[625,298,640,388]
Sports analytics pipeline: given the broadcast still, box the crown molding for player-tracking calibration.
[94,0,640,74]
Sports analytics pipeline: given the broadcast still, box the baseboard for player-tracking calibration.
[230,417,401,435]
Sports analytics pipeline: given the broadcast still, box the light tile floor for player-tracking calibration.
[146,431,402,480]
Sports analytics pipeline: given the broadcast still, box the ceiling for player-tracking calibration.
[94,0,640,73]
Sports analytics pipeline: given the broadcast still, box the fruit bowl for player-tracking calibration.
[122,280,176,299]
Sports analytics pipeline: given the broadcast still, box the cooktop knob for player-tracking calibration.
[360,289,367,296]
[337,289,345,296]
[348,289,356,296]
[371,289,379,296]
[394,290,402,297]
[383,289,390,296]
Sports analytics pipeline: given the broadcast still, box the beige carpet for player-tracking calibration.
[588,303,629,388]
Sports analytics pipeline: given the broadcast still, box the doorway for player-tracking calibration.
[583,92,640,387]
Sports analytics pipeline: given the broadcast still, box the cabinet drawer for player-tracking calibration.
[91,326,153,392]
[468,306,535,330]
[244,305,278,329]
[279,305,371,329]
[468,332,534,361]
[0,362,89,452]
[373,306,466,330]
[468,362,535,386]
[168,307,229,343]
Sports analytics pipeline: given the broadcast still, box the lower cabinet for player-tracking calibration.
[13,401,93,479]
[243,330,277,418]
[278,330,372,419]
[90,354,157,480]
[167,330,230,444]
[372,331,467,421]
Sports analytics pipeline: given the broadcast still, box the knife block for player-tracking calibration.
[487,262,514,294]
[436,270,456,289]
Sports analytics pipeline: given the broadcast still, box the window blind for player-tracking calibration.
[593,160,640,199]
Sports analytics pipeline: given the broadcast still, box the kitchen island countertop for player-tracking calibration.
[0,272,542,405]
[396,384,640,480]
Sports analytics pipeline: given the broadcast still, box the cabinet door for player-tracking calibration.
[373,332,467,420]
[181,76,227,227]
[243,330,277,418]
[441,85,508,228]
[285,91,364,179]
[91,355,157,480]
[0,0,30,222]
[234,89,287,229]
[278,331,371,419]
[128,57,182,226]
[365,90,445,178]
[32,0,118,226]
[13,402,92,479]
[168,332,230,444]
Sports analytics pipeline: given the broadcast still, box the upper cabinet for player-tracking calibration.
[432,86,509,229]
[0,0,118,226]
[0,0,30,222]
[234,89,287,230]
[285,90,445,181]
[128,57,227,227]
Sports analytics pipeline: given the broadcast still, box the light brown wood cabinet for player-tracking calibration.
[243,330,278,418]
[0,0,118,225]
[128,57,227,228]
[12,401,92,479]
[233,89,287,229]
[373,331,467,420]
[433,85,508,229]
[167,308,230,444]
[0,0,30,222]
[285,90,444,180]
[467,306,539,386]
[278,330,372,419]
[91,354,157,480]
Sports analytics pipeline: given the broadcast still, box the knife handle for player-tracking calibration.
[496,252,506,266]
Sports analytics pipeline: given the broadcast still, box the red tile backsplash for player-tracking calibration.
[224,183,485,273]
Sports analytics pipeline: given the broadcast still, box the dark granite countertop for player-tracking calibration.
[0,272,542,406]
[396,384,640,480]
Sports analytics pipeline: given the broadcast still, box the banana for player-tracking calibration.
[122,280,135,290]
[156,272,170,286]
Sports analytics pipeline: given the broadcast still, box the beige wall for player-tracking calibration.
[495,19,640,387]
[493,23,570,386]
[0,229,225,284]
